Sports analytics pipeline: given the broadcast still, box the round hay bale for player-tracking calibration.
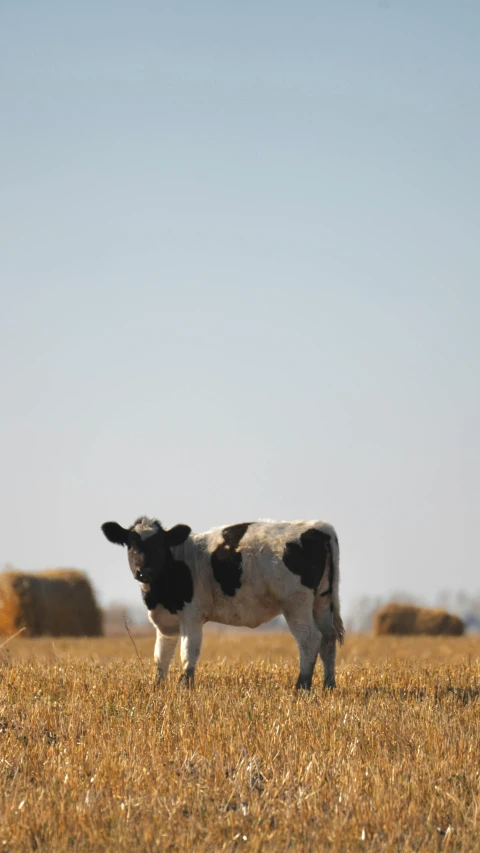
[0,569,103,637]
[374,603,464,636]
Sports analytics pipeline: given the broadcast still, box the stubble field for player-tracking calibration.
[1,632,479,852]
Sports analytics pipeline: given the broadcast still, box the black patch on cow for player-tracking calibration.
[142,551,193,614]
[282,528,331,593]
[210,523,252,596]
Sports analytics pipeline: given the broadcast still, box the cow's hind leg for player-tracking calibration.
[314,598,337,689]
[284,604,322,690]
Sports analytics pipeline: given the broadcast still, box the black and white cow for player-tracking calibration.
[101,517,344,690]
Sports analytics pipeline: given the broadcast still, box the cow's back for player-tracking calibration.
[177,519,336,628]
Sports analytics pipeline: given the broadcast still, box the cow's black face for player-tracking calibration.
[127,526,166,584]
[101,518,192,586]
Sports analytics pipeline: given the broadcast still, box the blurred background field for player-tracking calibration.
[3,631,480,666]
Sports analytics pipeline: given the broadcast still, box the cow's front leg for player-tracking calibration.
[179,622,203,687]
[154,629,179,686]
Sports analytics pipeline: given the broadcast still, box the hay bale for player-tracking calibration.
[0,569,103,637]
[374,603,464,636]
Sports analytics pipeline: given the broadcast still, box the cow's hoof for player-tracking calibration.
[179,669,195,688]
[295,676,312,691]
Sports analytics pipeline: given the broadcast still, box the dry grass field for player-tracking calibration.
[1,632,479,852]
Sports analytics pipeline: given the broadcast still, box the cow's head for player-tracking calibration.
[101,517,191,584]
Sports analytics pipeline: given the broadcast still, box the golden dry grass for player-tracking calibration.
[1,633,479,852]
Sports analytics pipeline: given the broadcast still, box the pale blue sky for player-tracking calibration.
[1,0,479,614]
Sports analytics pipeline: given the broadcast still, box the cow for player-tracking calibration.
[101,517,344,690]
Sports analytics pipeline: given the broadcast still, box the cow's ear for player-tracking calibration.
[101,521,130,546]
[165,524,191,547]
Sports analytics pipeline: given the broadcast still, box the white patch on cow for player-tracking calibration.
[139,528,158,541]
[149,604,179,637]
[132,516,160,538]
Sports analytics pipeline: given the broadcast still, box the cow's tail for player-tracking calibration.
[328,531,345,645]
